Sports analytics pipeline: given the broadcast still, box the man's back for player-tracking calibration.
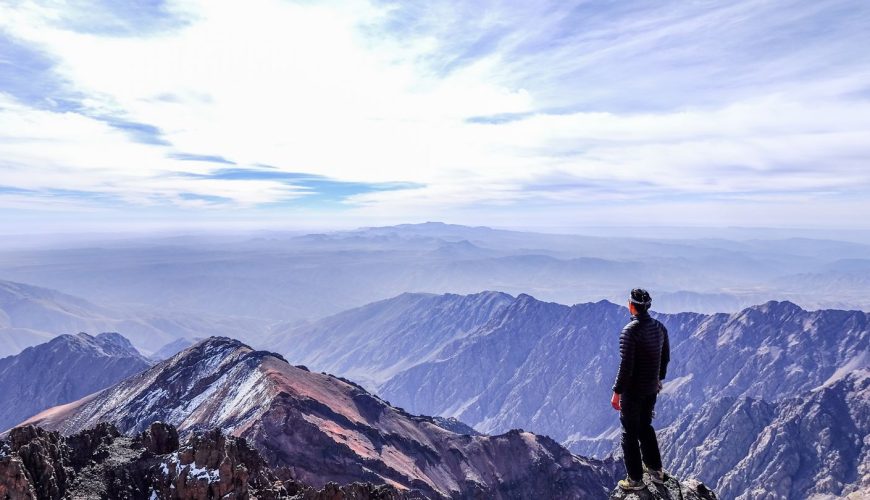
[613,311,670,396]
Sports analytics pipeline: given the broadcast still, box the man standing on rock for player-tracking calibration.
[611,288,670,491]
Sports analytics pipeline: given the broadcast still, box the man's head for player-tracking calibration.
[628,288,652,315]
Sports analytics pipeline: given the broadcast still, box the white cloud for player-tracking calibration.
[0,0,868,229]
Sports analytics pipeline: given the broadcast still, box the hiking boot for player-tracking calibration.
[646,468,668,484]
[618,477,645,491]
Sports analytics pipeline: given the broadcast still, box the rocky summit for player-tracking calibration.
[0,420,410,499]
[15,337,616,499]
[608,475,718,500]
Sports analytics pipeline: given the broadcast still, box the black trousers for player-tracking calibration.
[620,392,663,481]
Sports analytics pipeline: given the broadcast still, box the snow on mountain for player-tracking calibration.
[17,337,617,499]
[0,332,151,431]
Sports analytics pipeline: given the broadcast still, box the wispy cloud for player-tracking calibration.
[0,0,868,230]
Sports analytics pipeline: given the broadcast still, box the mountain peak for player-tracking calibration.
[752,300,805,315]
[0,332,151,432]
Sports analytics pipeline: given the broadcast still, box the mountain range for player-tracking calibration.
[2,223,869,325]
[4,287,863,498]
[272,291,869,499]
[0,279,267,356]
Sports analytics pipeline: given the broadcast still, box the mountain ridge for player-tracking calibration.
[15,336,618,499]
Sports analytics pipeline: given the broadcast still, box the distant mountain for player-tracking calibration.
[661,370,869,499]
[0,279,267,356]
[268,291,514,386]
[20,337,617,499]
[0,332,151,431]
[3,224,870,324]
[273,292,869,498]
[150,336,202,360]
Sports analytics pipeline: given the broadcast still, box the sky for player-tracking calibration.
[0,0,869,233]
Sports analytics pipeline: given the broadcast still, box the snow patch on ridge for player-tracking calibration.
[815,352,869,390]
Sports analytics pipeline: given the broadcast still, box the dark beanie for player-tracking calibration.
[630,288,652,308]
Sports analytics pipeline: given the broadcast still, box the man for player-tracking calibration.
[610,288,670,491]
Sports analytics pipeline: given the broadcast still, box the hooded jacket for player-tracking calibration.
[612,310,670,396]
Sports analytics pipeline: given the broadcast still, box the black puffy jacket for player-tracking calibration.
[612,311,670,396]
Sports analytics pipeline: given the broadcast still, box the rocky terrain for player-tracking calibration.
[0,332,152,431]
[0,420,718,500]
[15,337,617,499]
[661,370,870,499]
[0,420,410,499]
[608,476,718,500]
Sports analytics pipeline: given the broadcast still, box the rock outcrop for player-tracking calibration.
[608,475,718,500]
[0,421,413,499]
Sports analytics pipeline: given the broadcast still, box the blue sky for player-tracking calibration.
[0,0,869,232]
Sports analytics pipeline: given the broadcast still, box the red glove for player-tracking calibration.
[611,392,621,411]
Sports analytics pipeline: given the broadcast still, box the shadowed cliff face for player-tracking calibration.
[14,337,615,499]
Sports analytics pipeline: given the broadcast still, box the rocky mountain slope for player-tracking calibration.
[0,279,267,356]
[0,332,152,431]
[267,291,514,386]
[275,291,869,498]
[661,370,870,499]
[0,421,407,499]
[0,420,718,500]
[17,337,617,499]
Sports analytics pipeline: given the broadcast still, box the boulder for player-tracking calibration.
[609,474,717,500]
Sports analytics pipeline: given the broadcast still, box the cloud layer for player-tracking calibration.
[1,0,869,230]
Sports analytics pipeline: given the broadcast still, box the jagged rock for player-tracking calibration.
[0,422,416,500]
[134,421,180,455]
[0,449,37,500]
[7,426,70,499]
[287,481,412,500]
[609,474,717,500]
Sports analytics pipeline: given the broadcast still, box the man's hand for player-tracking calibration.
[611,392,621,411]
